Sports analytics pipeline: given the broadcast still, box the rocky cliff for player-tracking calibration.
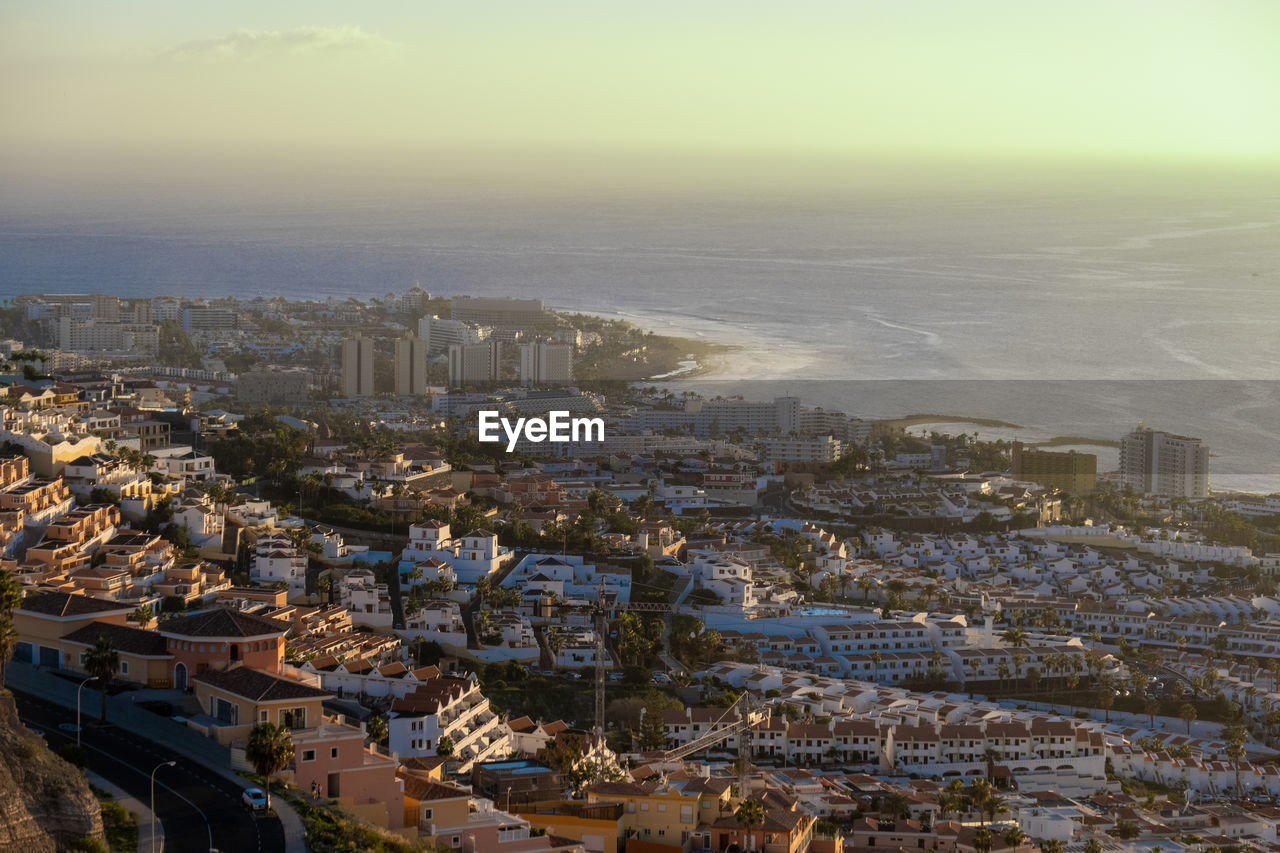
[0,689,105,852]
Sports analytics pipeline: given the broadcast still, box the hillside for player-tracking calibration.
[0,689,105,852]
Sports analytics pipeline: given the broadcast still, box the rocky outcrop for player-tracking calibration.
[0,689,104,852]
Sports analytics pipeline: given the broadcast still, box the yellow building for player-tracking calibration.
[400,774,472,841]
[586,777,732,849]
[59,620,173,687]
[192,665,331,745]
[1011,441,1096,494]
[519,801,624,853]
[12,590,133,669]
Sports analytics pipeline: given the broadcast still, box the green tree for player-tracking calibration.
[84,636,119,722]
[0,569,23,615]
[0,616,17,681]
[436,735,454,757]
[129,604,152,627]
[1223,723,1248,796]
[1000,626,1027,647]
[881,791,911,820]
[636,706,668,751]
[734,799,765,842]
[246,722,294,810]
[1084,838,1102,853]
[1180,703,1198,734]
[1042,840,1065,853]
[367,715,389,746]
[973,828,993,853]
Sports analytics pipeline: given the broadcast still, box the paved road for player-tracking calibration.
[14,689,285,853]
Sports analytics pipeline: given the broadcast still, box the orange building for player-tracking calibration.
[158,608,289,690]
[291,722,404,829]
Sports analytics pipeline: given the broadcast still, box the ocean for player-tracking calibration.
[2,175,1279,491]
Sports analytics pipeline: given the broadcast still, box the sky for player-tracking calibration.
[2,1,1279,188]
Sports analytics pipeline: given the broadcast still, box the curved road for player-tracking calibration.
[14,689,285,853]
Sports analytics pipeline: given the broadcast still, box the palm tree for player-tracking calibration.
[1145,698,1161,728]
[1001,626,1027,648]
[939,778,966,820]
[734,799,765,851]
[246,722,294,810]
[1041,840,1064,853]
[129,604,152,627]
[1003,826,1027,852]
[1180,703,1198,734]
[1084,838,1102,853]
[0,569,22,615]
[366,715,388,746]
[983,793,1008,826]
[1223,724,1247,797]
[0,616,18,681]
[881,791,910,820]
[84,636,119,722]
[973,827,993,853]
[966,778,993,824]
[436,735,455,757]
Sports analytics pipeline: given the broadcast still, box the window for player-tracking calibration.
[424,808,432,821]
[451,837,460,848]
[259,710,269,722]
[280,707,307,728]
[302,750,316,762]
[120,661,129,674]
[330,748,339,759]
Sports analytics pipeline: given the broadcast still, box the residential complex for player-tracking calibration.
[0,287,1274,853]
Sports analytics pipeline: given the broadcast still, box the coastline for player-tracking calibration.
[877,413,1023,431]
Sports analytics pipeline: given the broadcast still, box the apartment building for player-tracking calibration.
[448,340,502,386]
[388,674,512,772]
[1119,425,1210,499]
[340,336,376,398]
[395,336,429,396]
[251,532,307,590]
[519,341,573,386]
[1011,441,1097,493]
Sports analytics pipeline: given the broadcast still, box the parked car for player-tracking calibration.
[652,671,672,685]
[242,787,268,811]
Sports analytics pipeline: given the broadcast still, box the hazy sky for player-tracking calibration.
[3,1,1279,181]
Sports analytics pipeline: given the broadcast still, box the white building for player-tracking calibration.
[388,674,511,772]
[399,520,513,585]
[1119,426,1209,499]
[418,315,484,354]
[518,342,573,386]
[250,531,307,591]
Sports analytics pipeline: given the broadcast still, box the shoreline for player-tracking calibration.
[877,413,1023,431]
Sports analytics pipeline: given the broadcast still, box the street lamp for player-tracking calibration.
[150,760,176,853]
[76,675,97,748]
[506,785,512,813]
